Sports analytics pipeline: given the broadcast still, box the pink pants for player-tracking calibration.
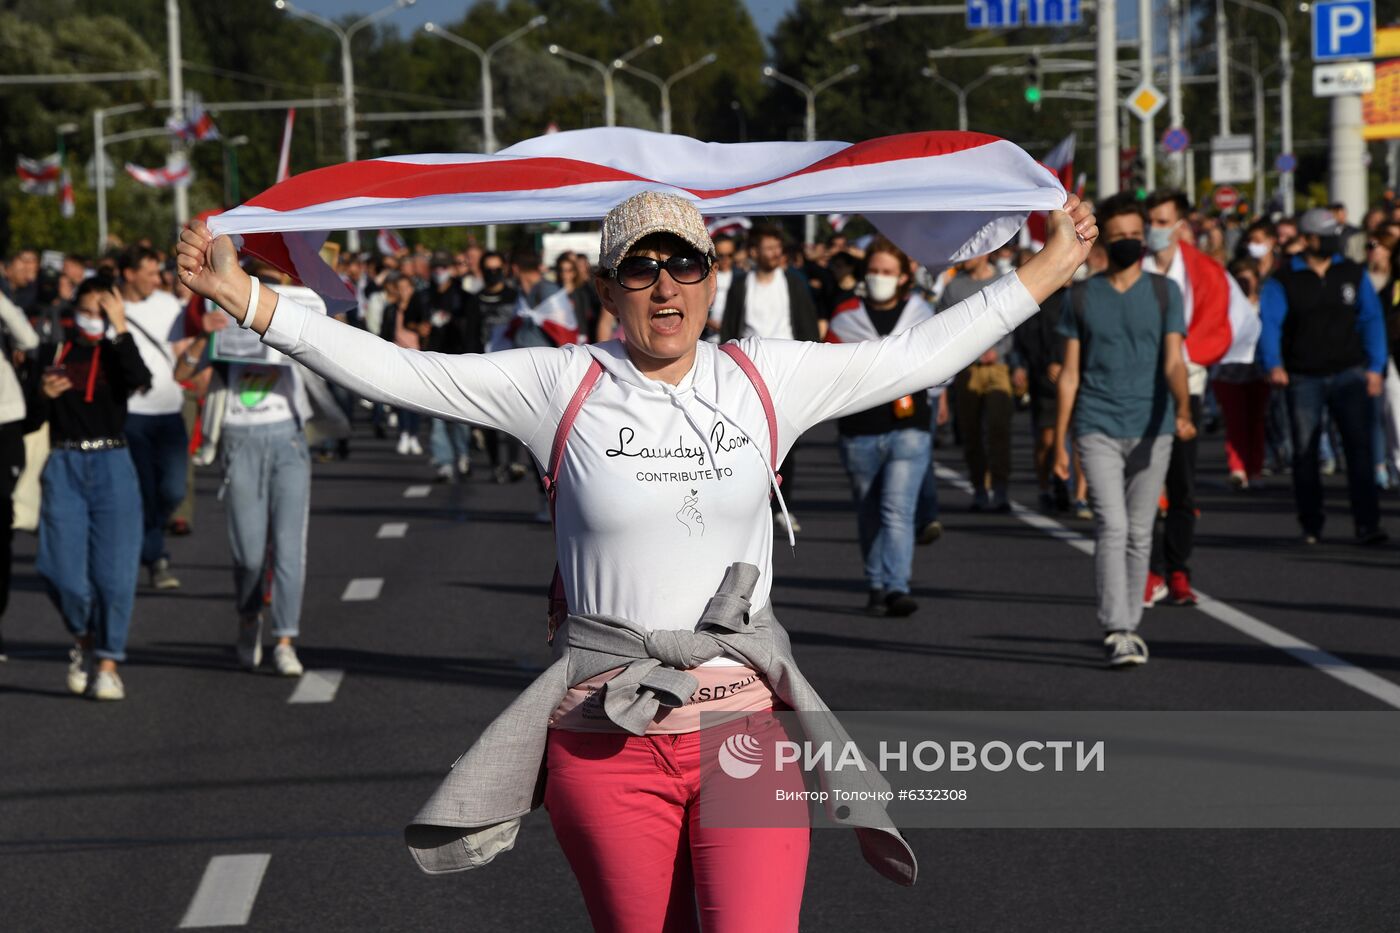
[1214,378,1271,479]
[545,713,810,933]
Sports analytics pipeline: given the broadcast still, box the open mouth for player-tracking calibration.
[651,308,683,321]
[649,307,685,335]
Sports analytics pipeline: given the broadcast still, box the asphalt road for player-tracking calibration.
[2,414,1397,932]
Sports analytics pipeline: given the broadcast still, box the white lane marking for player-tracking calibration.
[934,465,1400,710]
[341,578,383,601]
[178,854,271,928]
[377,522,408,539]
[404,485,431,498]
[288,669,344,704]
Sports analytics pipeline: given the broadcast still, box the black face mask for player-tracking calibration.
[1107,238,1144,269]
[1311,235,1342,257]
[482,268,505,286]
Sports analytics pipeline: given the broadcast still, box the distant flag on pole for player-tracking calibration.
[125,158,192,189]
[276,108,297,184]
[167,102,220,142]
[1027,133,1076,247]
[376,229,406,256]
[59,168,75,218]
[17,154,61,195]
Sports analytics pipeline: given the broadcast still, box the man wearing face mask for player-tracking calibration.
[1053,194,1192,667]
[476,251,527,484]
[1140,190,1247,607]
[1258,207,1390,546]
[939,252,1020,511]
[1240,220,1279,279]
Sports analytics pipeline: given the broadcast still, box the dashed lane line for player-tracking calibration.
[288,669,344,704]
[377,522,408,539]
[934,464,1400,710]
[340,578,383,602]
[403,485,431,498]
[178,854,271,928]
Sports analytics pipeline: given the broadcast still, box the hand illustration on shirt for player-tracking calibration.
[676,491,705,537]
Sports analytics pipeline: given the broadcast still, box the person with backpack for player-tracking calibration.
[1053,194,1194,668]
[175,189,1098,930]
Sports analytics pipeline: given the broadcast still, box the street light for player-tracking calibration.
[548,35,663,127]
[761,63,860,244]
[615,53,718,134]
[921,67,1002,133]
[222,134,250,207]
[424,15,546,250]
[274,0,416,250]
[1225,0,1294,214]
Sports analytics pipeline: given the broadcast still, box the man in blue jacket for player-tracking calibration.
[1259,207,1389,546]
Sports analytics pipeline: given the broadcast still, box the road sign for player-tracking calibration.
[1313,0,1374,62]
[1025,0,1081,26]
[1314,61,1376,96]
[1211,134,1254,184]
[1276,152,1298,173]
[1213,187,1240,212]
[966,0,1020,29]
[1124,84,1167,120]
[1161,127,1191,154]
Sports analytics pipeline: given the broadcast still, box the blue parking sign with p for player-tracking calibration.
[967,0,1020,29]
[1313,0,1374,62]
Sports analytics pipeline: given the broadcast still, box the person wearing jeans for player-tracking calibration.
[26,278,151,700]
[1259,208,1389,545]
[1054,194,1194,667]
[830,238,937,617]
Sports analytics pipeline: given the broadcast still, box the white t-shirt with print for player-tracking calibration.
[223,362,296,428]
[125,289,187,415]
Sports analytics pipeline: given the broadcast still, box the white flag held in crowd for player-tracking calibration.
[17,154,61,195]
[125,158,192,189]
[511,288,580,347]
[705,215,751,237]
[376,229,406,256]
[826,213,850,233]
[209,127,1068,316]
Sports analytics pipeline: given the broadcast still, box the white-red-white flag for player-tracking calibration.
[1027,134,1076,247]
[376,229,406,256]
[167,102,220,142]
[17,154,61,195]
[125,158,192,189]
[705,215,751,237]
[827,213,850,233]
[209,128,1067,316]
[59,168,75,218]
[276,108,296,184]
[510,287,579,347]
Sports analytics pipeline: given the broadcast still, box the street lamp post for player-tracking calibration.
[1225,0,1293,214]
[274,0,416,251]
[921,67,1001,132]
[762,63,860,245]
[424,15,547,249]
[548,36,663,128]
[223,134,250,207]
[615,53,718,134]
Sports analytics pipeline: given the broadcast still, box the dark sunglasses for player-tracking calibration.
[604,252,711,291]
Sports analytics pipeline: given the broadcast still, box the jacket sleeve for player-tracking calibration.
[786,271,821,342]
[719,274,744,342]
[0,292,39,352]
[1257,278,1289,372]
[1355,273,1389,373]
[112,333,153,397]
[260,288,569,440]
[744,272,1041,445]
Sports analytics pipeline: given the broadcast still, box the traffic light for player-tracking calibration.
[1025,54,1042,109]
[1129,155,1147,199]
[1119,147,1137,191]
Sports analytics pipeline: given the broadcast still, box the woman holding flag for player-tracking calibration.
[176,128,1096,932]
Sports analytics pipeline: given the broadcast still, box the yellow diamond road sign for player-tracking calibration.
[1125,83,1167,120]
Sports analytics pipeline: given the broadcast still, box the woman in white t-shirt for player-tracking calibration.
[176,192,1096,930]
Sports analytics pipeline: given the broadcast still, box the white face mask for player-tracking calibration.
[76,314,106,338]
[1146,224,1178,253]
[864,273,900,304]
[434,270,452,287]
[1246,241,1272,260]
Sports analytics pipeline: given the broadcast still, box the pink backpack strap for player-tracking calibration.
[544,357,604,643]
[717,342,781,486]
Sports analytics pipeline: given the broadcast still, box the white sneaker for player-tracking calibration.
[434,463,456,483]
[90,668,125,701]
[407,435,423,456]
[67,646,90,695]
[273,643,304,677]
[237,614,263,671]
[396,433,412,455]
[456,454,472,476]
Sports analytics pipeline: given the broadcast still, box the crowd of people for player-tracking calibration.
[0,185,1397,700]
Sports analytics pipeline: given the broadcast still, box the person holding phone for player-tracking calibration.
[24,277,152,700]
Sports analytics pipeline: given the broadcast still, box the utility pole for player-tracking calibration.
[549,37,662,129]
[166,0,188,228]
[1167,0,1184,187]
[1097,0,1120,197]
[1139,0,1155,191]
[1226,0,1294,215]
[1216,0,1230,136]
[1331,95,1367,222]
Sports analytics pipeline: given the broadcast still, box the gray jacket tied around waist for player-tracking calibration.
[404,562,917,886]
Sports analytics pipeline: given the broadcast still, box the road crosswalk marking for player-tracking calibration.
[403,485,431,498]
[341,578,383,601]
[377,522,408,538]
[288,669,344,704]
[935,465,1400,710]
[178,854,271,928]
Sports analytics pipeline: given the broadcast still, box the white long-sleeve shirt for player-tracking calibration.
[262,272,1038,660]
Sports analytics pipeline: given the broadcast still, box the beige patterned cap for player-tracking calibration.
[599,190,716,270]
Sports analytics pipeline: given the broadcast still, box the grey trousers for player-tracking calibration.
[221,421,310,638]
[1076,433,1174,633]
